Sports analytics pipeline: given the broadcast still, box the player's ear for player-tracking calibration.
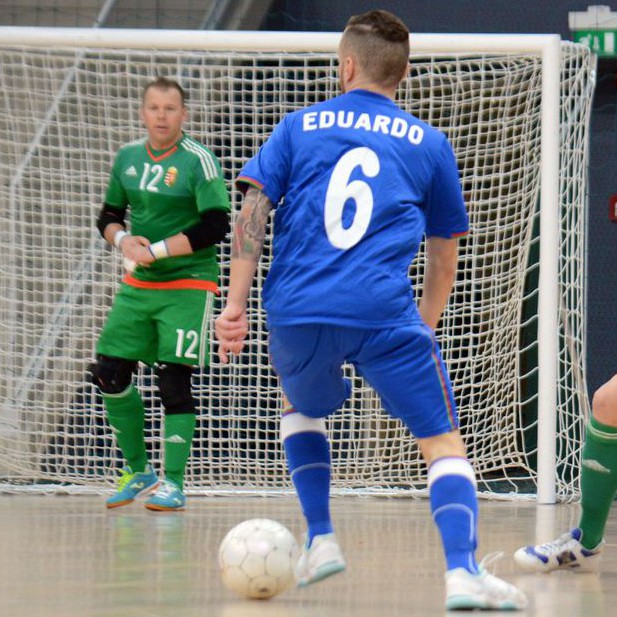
[343,55,355,84]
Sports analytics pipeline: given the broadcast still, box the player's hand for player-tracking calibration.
[215,304,248,364]
[121,235,154,266]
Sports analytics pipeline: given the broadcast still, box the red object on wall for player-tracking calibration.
[610,195,617,222]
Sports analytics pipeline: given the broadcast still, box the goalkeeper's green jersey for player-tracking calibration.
[104,133,230,285]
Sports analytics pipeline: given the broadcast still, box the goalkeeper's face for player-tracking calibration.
[141,86,187,150]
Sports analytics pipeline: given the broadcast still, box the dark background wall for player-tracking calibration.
[265,0,588,36]
[265,0,617,396]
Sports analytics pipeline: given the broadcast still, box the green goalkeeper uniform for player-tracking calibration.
[97,133,230,366]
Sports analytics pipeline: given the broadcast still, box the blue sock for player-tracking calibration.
[429,457,479,573]
[282,415,332,544]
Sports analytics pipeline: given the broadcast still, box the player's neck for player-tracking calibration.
[344,81,396,100]
[147,131,184,151]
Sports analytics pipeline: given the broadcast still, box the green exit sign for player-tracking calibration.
[572,29,617,56]
[569,6,617,57]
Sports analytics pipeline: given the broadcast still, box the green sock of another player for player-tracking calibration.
[104,385,148,474]
[579,416,617,549]
[164,413,196,491]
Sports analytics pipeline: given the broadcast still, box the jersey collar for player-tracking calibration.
[145,133,185,162]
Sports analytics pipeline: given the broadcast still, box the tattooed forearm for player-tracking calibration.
[232,187,273,260]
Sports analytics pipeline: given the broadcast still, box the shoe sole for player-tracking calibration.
[297,561,346,587]
[514,555,601,574]
[144,503,185,512]
[516,562,599,574]
[105,482,160,509]
[446,595,522,610]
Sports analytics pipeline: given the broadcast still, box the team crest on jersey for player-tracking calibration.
[164,166,178,187]
[125,165,137,177]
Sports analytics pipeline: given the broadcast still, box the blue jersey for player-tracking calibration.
[237,89,468,328]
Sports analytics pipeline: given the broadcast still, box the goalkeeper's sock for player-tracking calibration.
[281,411,332,544]
[429,457,479,574]
[104,385,148,473]
[163,413,196,491]
[578,416,617,549]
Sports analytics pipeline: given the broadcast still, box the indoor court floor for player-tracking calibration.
[0,493,615,617]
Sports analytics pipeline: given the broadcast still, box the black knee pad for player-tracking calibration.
[155,363,196,415]
[89,354,137,394]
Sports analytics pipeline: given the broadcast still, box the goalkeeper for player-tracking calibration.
[215,9,526,611]
[92,76,230,511]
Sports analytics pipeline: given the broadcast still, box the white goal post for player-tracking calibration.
[0,28,595,502]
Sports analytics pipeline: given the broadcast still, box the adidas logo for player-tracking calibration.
[166,434,187,444]
[125,165,138,177]
[582,459,611,474]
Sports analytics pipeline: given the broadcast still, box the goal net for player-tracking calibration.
[0,30,595,501]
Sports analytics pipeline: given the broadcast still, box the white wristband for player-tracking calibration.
[113,230,129,249]
[148,240,170,260]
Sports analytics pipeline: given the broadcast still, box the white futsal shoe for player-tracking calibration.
[295,532,346,587]
[445,566,528,611]
[514,528,603,573]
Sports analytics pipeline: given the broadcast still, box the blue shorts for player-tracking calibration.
[268,323,459,439]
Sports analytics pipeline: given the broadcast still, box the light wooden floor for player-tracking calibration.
[0,494,615,616]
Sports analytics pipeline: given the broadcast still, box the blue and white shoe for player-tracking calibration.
[445,567,528,610]
[295,533,346,587]
[514,528,603,573]
[106,464,159,509]
[144,479,186,511]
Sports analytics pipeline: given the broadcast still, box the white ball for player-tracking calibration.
[122,257,137,273]
[218,518,299,600]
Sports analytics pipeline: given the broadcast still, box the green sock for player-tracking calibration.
[104,385,148,473]
[578,416,617,549]
[164,413,196,490]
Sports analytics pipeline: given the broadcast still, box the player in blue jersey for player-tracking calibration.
[215,10,526,611]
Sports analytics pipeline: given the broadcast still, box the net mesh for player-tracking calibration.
[0,41,595,499]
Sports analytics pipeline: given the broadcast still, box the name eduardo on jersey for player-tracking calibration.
[302,109,425,145]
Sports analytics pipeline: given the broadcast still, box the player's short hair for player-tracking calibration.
[142,76,187,106]
[341,10,410,89]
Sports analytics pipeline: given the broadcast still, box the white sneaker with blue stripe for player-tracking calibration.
[514,528,603,573]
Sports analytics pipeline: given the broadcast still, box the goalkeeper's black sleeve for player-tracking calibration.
[96,203,127,238]
[183,209,230,251]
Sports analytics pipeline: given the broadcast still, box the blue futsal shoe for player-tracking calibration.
[514,528,603,572]
[144,479,186,511]
[106,465,159,509]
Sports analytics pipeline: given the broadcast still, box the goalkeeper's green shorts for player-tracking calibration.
[96,282,216,367]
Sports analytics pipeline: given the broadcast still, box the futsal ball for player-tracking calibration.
[218,518,299,600]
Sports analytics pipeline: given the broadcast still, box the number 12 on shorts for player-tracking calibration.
[175,328,199,359]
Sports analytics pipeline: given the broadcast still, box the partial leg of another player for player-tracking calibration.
[514,374,617,573]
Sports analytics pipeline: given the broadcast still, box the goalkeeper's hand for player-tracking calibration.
[120,235,154,267]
